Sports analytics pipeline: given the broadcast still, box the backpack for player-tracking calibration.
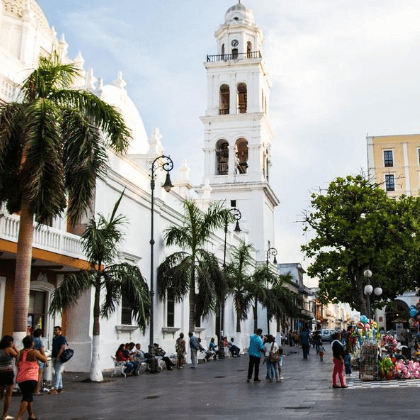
[269,342,279,363]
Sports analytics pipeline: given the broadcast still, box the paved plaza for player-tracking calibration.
[7,345,420,419]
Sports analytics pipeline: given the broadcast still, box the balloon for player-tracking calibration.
[360,315,369,324]
[410,306,418,318]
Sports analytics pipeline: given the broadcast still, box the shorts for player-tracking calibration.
[0,371,14,386]
[18,380,37,402]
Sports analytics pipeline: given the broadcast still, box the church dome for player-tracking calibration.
[225,2,254,25]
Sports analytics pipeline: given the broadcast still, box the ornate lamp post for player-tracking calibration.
[266,247,278,265]
[218,207,242,349]
[364,269,382,321]
[149,155,173,372]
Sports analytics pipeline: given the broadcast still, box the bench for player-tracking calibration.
[111,356,127,378]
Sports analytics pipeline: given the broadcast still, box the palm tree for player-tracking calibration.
[266,273,299,333]
[0,54,130,340]
[248,263,277,332]
[49,192,150,382]
[224,241,254,332]
[157,199,232,332]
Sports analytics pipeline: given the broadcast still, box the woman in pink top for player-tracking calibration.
[16,336,47,420]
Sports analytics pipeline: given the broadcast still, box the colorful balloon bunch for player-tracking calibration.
[357,316,380,342]
[408,299,420,329]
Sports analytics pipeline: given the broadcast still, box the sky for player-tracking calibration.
[38,0,420,276]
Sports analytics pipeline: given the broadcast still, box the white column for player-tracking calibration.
[230,75,236,114]
[229,142,236,176]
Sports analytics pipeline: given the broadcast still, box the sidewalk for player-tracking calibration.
[6,345,420,420]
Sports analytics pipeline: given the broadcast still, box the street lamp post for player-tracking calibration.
[265,246,278,335]
[218,207,241,349]
[266,247,278,265]
[149,155,174,372]
[363,269,382,321]
[363,269,373,320]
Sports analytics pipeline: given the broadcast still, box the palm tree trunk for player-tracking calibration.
[189,264,196,333]
[13,202,34,345]
[236,309,241,332]
[90,277,103,382]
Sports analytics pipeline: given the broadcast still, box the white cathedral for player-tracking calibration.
[0,0,281,373]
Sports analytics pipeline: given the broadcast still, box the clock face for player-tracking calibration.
[231,39,239,47]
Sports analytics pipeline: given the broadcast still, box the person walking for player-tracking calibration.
[49,326,66,395]
[300,325,310,359]
[0,335,18,420]
[247,328,264,383]
[176,333,186,369]
[331,332,347,388]
[188,332,200,369]
[264,335,280,382]
[15,335,47,420]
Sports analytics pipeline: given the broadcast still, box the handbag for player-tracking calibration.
[269,342,279,363]
[60,340,74,363]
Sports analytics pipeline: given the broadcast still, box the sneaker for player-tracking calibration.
[57,388,64,393]
[254,379,261,382]
[341,385,348,388]
[49,389,58,395]
[333,385,340,388]
[279,377,284,380]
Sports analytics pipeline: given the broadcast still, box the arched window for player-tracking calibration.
[247,41,252,58]
[219,84,230,115]
[221,44,225,57]
[235,139,248,174]
[237,83,247,114]
[232,48,238,59]
[216,140,229,175]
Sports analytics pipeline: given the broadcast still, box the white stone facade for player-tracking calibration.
[0,0,281,373]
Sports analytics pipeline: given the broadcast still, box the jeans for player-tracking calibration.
[53,359,64,390]
[265,356,270,378]
[191,349,198,367]
[124,361,134,374]
[269,360,279,381]
[247,355,261,380]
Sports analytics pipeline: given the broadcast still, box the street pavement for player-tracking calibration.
[7,345,420,419]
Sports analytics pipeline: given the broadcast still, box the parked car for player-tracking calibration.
[320,329,334,342]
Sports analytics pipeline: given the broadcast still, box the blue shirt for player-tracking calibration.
[189,335,200,350]
[248,334,264,358]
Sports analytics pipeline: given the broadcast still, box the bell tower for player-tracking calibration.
[200,2,280,261]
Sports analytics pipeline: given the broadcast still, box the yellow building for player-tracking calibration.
[367,134,420,197]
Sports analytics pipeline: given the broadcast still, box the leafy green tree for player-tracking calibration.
[157,199,232,332]
[0,54,130,339]
[301,175,420,314]
[50,193,150,382]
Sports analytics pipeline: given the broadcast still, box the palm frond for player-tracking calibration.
[101,263,151,333]
[22,53,79,101]
[81,192,126,265]
[62,108,108,225]
[0,102,25,211]
[23,98,67,223]
[50,89,131,152]
[49,271,95,315]
[157,252,192,301]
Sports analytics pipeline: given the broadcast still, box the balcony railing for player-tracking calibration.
[0,211,86,260]
[207,51,262,62]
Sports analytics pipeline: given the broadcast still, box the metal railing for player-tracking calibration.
[207,51,262,62]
